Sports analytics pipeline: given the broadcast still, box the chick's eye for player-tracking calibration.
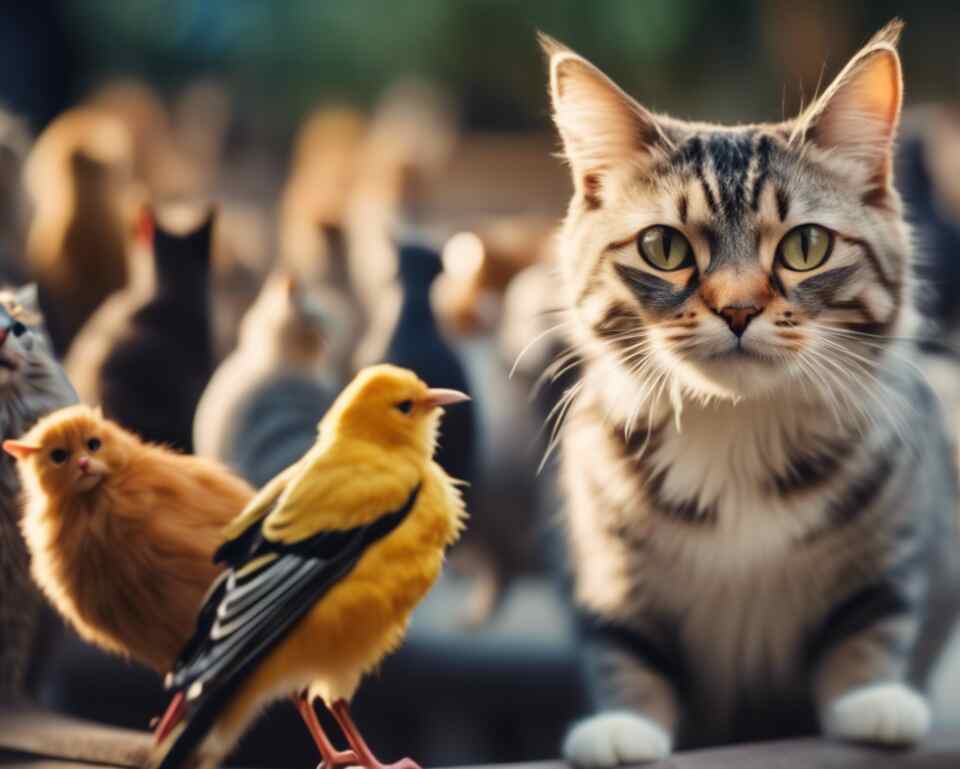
[87,438,101,452]
[11,322,26,337]
[50,449,69,465]
[638,226,694,271]
[395,400,414,415]
[778,224,833,271]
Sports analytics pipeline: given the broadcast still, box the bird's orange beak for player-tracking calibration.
[420,388,470,410]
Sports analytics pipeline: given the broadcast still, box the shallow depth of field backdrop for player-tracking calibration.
[5,2,960,768]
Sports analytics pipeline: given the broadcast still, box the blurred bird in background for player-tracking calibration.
[151,365,469,769]
[348,80,457,371]
[433,227,558,623]
[380,242,476,513]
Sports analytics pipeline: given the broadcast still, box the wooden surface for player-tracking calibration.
[0,718,959,769]
[0,707,151,768]
[464,733,960,769]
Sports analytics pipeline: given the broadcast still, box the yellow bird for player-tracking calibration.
[150,364,468,769]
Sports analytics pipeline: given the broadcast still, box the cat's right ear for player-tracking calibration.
[540,32,671,208]
[3,440,40,460]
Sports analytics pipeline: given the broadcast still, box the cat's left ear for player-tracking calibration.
[3,440,40,460]
[540,32,672,208]
[15,283,40,314]
[795,20,903,203]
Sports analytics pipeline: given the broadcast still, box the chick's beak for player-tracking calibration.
[420,388,471,410]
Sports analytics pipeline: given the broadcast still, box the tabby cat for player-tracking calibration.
[0,285,77,700]
[543,22,960,765]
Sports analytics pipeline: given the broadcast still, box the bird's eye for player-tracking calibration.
[395,400,414,415]
[50,449,69,465]
[11,322,26,337]
[87,438,101,452]
[637,226,694,271]
[778,224,833,271]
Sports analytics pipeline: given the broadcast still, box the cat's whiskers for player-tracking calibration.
[509,317,575,380]
[532,346,580,401]
[794,352,863,436]
[808,330,918,424]
[799,344,909,443]
[538,378,585,474]
[808,323,939,385]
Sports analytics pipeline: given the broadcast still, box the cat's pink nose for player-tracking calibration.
[77,456,89,470]
[719,304,761,337]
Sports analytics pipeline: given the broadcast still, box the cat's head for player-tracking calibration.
[544,22,908,402]
[4,404,132,498]
[0,284,58,389]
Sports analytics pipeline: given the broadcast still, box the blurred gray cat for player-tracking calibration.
[193,271,342,485]
[0,284,78,701]
[543,22,960,765]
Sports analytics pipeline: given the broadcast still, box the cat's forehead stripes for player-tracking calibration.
[657,131,793,225]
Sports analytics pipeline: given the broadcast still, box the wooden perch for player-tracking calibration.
[1,710,958,769]
[459,732,960,769]
[0,706,151,768]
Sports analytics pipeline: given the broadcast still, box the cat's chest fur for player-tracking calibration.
[645,399,856,557]
[566,392,858,577]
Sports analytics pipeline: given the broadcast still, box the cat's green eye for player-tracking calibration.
[87,438,101,452]
[50,449,69,465]
[637,226,694,272]
[778,224,833,272]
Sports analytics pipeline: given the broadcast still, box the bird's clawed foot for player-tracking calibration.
[315,748,361,769]
[329,700,422,769]
[376,758,422,769]
[294,694,360,769]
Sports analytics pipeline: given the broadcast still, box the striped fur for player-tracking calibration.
[0,285,77,700]
[544,22,960,762]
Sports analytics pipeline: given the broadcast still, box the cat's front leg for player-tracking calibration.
[813,586,929,747]
[565,620,680,767]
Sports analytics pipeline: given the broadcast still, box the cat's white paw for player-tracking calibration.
[563,711,672,768]
[824,682,931,746]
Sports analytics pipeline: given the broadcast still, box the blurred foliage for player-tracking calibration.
[61,0,960,137]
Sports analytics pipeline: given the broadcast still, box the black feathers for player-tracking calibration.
[156,484,421,769]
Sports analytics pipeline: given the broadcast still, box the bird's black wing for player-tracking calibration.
[155,484,420,769]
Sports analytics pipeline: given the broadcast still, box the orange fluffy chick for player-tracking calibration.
[151,365,469,769]
[3,405,254,674]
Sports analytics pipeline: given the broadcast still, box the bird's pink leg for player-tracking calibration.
[292,693,359,768]
[330,699,422,769]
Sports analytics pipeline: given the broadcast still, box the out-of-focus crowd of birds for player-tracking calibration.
[5,77,582,767]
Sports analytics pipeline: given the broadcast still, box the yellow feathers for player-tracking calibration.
[152,365,469,769]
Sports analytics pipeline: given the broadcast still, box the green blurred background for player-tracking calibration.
[55,1,960,138]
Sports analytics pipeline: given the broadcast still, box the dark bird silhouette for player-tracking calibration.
[382,242,476,491]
